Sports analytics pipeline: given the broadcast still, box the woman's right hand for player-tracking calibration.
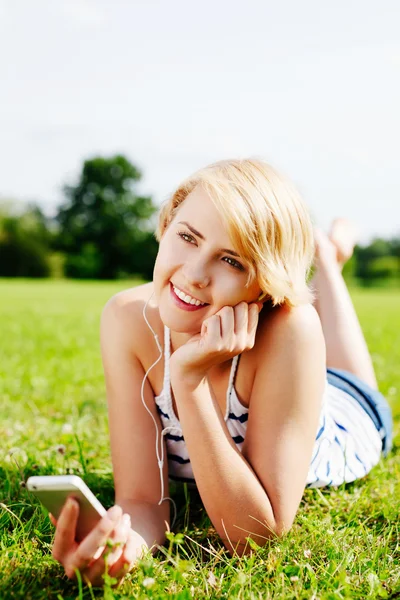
[50,497,139,586]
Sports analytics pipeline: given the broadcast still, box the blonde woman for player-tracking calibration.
[50,159,393,586]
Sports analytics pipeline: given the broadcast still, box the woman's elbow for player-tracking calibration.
[221,520,290,557]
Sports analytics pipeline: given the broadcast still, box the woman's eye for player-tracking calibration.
[176,230,244,270]
[223,256,244,271]
[177,231,196,244]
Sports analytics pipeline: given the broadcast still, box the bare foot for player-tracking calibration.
[328,218,358,268]
[313,227,338,267]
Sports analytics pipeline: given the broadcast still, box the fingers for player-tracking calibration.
[247,302,260,337]
[202,313,222,340]
[52,503,134,586]
[219,306,236,339]
[52,497,79,563]
[201,302,260,358]
[64,505,122,579]
[84,513,131,584]
[233,302,249,337]
[108,529,140,580]
[49,513,57,527]
[222,303,259,351]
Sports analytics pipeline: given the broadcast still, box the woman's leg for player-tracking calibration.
[311,219,378,390]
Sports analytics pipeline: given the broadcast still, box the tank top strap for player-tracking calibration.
[225,354,240,419]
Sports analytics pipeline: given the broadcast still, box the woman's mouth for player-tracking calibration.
[169,282,209,312]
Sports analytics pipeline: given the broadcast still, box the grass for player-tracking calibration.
[0,279,399,599]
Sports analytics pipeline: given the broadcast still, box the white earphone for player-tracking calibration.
[140,292,177,527]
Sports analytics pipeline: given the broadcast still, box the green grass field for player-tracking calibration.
[1,280,399,599]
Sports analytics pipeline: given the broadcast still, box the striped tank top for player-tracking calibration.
[154,326,382,488]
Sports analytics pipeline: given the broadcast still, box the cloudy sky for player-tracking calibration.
[1,0,399,241]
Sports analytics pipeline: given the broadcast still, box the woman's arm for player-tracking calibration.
[100,291,170,548]
[50,289,170,586]
[169,303,326,554]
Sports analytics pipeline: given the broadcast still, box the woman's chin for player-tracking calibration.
[164,319,201,335]
[158,306,203,335]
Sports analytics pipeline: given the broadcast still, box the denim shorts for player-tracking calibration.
[327,368,393,457]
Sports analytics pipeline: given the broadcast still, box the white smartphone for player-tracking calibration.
[26,475,107,542]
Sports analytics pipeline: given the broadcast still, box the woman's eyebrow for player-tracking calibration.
[177,220,240,258]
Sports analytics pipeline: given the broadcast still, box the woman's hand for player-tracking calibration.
[170,301,262,386]
[50,498,139,587]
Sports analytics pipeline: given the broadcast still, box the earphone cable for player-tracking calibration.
[141,292,177,528]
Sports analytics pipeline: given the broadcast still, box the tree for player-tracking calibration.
[354,238,392,280]
[55,155,158,279]
[353,237,400,283]
[0,202,51,277]
[388,236,400,260]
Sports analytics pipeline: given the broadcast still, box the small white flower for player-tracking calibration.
[62,423,73,434]
[142,577,155,588]
[207,571,217,587]
[6,448,28,465]
[290,576,299,582]
[304,549,312,559]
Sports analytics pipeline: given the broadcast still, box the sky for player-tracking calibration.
[1,0,400,242]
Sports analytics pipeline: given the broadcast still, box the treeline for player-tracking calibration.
[344,238,400,285]
[0,155,159,280]
[0,154,399,285]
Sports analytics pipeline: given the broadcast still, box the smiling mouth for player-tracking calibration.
[171,283,208,306]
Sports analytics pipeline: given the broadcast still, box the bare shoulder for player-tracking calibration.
[253,302,325,363]
[101,282,162,354]
[102,281,154,318]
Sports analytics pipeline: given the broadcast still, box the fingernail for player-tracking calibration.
[122,513,131,528]
[107,505,122,521]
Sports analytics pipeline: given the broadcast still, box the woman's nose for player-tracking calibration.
[182,259,210,289]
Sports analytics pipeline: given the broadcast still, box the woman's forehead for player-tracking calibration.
[180,205,241,251]
[174,188,226,230]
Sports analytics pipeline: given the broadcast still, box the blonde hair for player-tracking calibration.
[156,158,315,307]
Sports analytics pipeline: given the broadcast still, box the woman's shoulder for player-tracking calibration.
[235,302,324,408]
[101,282,162,353]
[103,281,154,311]
[253,301,324,358]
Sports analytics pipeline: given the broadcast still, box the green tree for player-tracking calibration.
[354,238,392,280]
[388,236,400,260]
[56,155,158,279]
[0,202,51,277]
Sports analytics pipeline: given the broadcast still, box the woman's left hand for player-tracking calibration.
[169,301,262,386]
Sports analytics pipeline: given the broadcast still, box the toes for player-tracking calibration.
[313,227,337,261]
[328,218,358,265]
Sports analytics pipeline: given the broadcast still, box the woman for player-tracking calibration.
[50,159,393,586]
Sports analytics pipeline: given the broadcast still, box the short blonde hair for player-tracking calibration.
[156,158,315,307]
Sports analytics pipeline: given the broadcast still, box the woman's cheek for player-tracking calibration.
[154,242,175,278]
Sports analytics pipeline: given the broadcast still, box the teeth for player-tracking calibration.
[173,286,205,306]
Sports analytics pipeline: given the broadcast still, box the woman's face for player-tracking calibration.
[153,186,262,334]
